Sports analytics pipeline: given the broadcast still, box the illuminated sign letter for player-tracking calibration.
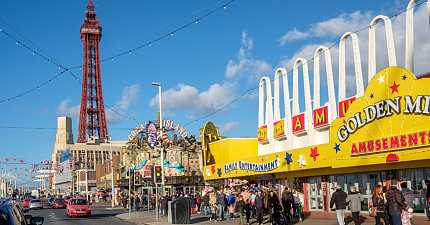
[338,97,356,118]
[292,113,305,134]
[313,106,329,129]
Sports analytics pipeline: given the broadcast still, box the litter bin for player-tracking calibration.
[167,197,192,224]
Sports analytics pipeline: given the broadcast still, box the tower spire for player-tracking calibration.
[77,0,108,143]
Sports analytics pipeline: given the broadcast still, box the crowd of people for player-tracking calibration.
[330,181,429,225]
[198,184,303,225]
[113,179,430,225]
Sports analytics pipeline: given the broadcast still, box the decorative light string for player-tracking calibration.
[181,0,429,128]
[0,0,236,106]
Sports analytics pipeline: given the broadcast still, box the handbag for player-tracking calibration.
[369,207,377,217]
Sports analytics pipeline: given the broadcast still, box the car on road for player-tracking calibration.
[29,199,43,210]
[66,198,91,217]
[0,199,44,225]
[52,199,66,209]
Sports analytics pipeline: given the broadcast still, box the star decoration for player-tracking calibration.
[285,152,293,164]
[389,81,400,94]
[401,75,407,80]
[298,155,307,167]
[217,168,222,177]
[310,147,320,161]
[370,93,374,99]
[377,75,385,84]
[210,165,216,175]
[334,143,341,154]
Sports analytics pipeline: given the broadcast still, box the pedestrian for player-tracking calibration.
[281,188,294,223]
[202,191,210,216]
[216,189,226,221]
[400,182,414,225]
[195,193,202,214]
[255,191,264,225]
[346,186,363,225]
[135,194,141,212]
[330,185,348,225]
[292,189,303,222]
[236,195,246,225]
[371,185,389,225]
[425,180,430,220]
[251,191,257,218]
[227,191,236,220]
[244,196,252,225]
[386,183,406,225]
[209,190,217,221]
[269,191,281,225]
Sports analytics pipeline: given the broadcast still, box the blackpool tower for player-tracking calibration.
[77,0,108,143]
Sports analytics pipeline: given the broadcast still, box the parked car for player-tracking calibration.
[64,196,72,205]
[0,199,44,225]
[52,199,66,209]
[47,198,55,207]
[66,198,91,217]
[29,199,43,210]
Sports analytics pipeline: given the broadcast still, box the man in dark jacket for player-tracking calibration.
[281,188,295,223]
[216,189,226,221]
[330,185,347,225]
[255,191,264,225]
[386,184,406,225]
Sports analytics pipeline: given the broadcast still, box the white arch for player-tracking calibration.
[405,0,416,72]
[273,68,291,122]
[292,58,312,132]
[368,15,397,80]
[273,68,292,139]
[258,77,273,127]
[313,46,337,122]
[338,32,364,101]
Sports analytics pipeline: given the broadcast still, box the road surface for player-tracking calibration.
[28,205,134,225]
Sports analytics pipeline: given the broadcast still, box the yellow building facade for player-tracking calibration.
[202,67,430,212]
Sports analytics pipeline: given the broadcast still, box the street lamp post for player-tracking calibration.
[106,136,115,208]
[152,82,165,194]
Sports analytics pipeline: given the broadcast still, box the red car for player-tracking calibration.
[52,199,66,209]
[66,198,91,217]
[22,198,31,209]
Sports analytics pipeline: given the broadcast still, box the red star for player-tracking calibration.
[310,147,320,161]
[389,81,400,94]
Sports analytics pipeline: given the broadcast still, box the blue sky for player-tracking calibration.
[1,0,428,169]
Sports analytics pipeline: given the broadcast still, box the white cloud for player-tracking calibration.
[117,84,140,110]
[225,32,272,80]
[57,99,80,118]
[278,28,310,45]
[278,11,373,45]
[57,84,140,124]
[278,5,430,98]
[149,82,235,116]
[220,121,240,133]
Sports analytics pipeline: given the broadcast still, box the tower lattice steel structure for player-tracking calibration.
[77,0,108,143]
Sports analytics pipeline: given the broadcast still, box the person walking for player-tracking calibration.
[269,191,281,225]
[346,186,363,225]
[209,190,217,221]
[202,192,210,216]
[400,182,414,225]
[371,185,389,225]
[425,180,430,220]
[236,195,246,225]
[330,185,348,225]
[244,196,252,225]
[281,188,294,223]
[386,183,406,225]
[216,189,226,221]
[255,191,264,225]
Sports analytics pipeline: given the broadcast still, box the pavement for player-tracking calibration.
[28,205,133,225]
[115,210,430,225]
